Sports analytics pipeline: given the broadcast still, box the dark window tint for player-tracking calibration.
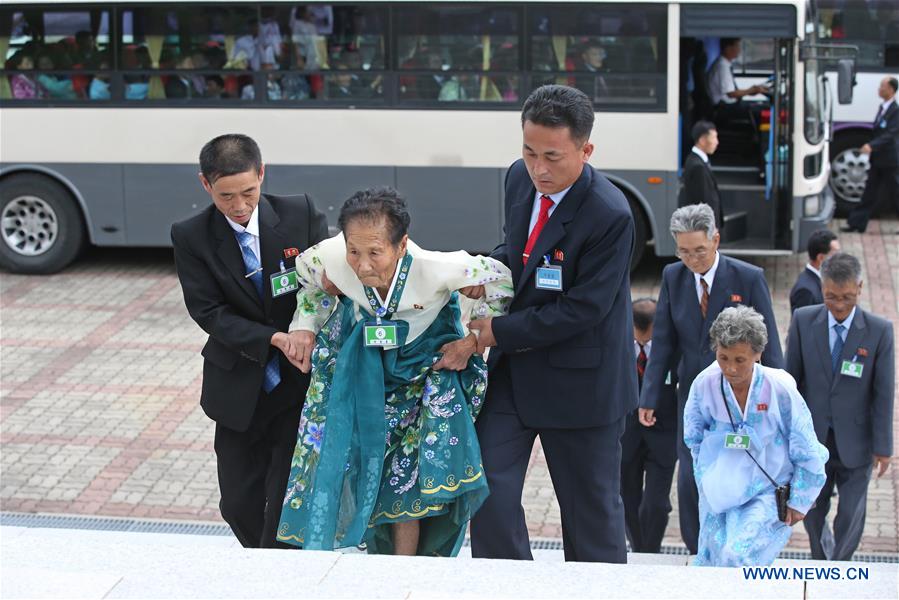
[818,0,899,69]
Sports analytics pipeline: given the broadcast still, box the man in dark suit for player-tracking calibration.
[678,120,723,231]
[468,85,636,563]
[786,252,894,561]
[620,298,678,554]
[789,229,840,313]
[638,203,783,555]
[171,134,329,548]
[844,76,899,233]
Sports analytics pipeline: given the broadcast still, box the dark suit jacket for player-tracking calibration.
[870,101,899,168]
[171,194,329,431]
[789,266,823,313]
[488,160,637,429]
[622,362,678,467]
[639,254,784,412]
[678,152,722,231]
[165,76,190,99]
[786,305,894,469]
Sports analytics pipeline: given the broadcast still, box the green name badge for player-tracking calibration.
[840,360,863,378]
[270,269,299,298]
[724,433,751,450]
[364,323,398,348]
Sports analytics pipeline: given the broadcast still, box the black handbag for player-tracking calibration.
[720,375,791,522]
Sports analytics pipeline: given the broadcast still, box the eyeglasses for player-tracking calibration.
[675,247,711,260]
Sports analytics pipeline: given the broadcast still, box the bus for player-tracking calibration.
[0,0,846,273]
[816,0,898,213]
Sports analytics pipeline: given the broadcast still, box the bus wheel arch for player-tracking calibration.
[605,176,652,272]
[0,170,88,274]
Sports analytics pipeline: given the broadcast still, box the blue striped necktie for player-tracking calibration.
[831,323,845,374]
[235,231,280,392]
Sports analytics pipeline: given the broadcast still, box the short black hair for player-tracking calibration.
[887,77,898,94]
[720,38,740,52]
[338,187,411,246]
[806,229,838,261]
[632,297,657,332]
[521,85,594,144]
[821,252,862,285]
[691,120,717,144]
[199,134,262,184]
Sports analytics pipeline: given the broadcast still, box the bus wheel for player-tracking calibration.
[627,195,647,272]
[0,174,86,274]
[829,131,870,216]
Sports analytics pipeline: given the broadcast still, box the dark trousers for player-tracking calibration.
[676,402,700,555]
[470,360,627,563]
[619,412,676,553]
[213,384,301,548]
[846,165,899,232]
[804,430,873,561]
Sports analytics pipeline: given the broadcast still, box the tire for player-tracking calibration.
[829,130,870,216]
[626,195,648,272]
[0,173,86,274]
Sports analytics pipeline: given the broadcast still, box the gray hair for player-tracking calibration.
[709,306,768,354]
[669,203,717,240]
[821,252,862,285]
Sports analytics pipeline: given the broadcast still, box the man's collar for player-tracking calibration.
[828,305,857,329]
[806,263,821,279]
[691,146,710,163]
[225,204,260,237]
[537,185,573,207]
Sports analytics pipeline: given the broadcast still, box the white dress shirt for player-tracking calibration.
[806,263,821,280]
[634,339,652,359]
[225,205,261,263]
[877,98,896,122]
[708,56,736,105]
[691,146,710,163]
[694,251,720,305]
[528,185,572,235]
[828,306,856,353]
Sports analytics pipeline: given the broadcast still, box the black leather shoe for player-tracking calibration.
[839,225,862,233]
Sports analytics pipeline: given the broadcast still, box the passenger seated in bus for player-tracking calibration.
[35,54,77,100]
[707,38,768,121]
[574,42,609,100]
[327,59,377,100]
[290,6,321,70]
[279,45,312,100]
[240,61,283,100]
[74,31,99,67]
[88,56,111,100]
[230,18,278,71]
[165,54,194,99]
[9,52,42,99]
[124,46,151,100]
[204,75,228,99]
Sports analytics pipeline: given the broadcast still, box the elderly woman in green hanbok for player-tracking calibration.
[276,187,513,556]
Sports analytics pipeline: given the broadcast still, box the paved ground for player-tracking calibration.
[1,218,897,554]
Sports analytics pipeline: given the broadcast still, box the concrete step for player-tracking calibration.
[1,526,895,599]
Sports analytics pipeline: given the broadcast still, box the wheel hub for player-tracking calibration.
[830,148,869,204]
[1,195,59,256]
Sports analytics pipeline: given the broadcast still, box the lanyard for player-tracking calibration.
[362,252,413,322]
[719,374,779,489]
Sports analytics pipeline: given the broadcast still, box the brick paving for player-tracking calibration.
[1,219,897,554]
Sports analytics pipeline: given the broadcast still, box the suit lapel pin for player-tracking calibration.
[553,249,564,262]
[283,247,299,259]
[730,294,743,303]
[414,304,424,310]
[857,347,868,358]
[756,403,768,412]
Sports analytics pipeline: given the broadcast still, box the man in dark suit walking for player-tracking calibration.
[843,77,899,233]
[171,134,329,548]
[638,203,783,555]
[786,252,894,561]
[679,120,723,232]
[620,298,678,554]
[468,85,636,563]
[789,229,840,313]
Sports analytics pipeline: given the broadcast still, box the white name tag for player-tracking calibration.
[840,360,863,378]
[535,265,563,291]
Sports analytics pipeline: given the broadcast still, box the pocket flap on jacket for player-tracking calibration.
[548,346,602,369]
[201,339,239,370]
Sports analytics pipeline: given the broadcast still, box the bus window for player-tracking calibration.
[394,4,521,104]
[818,0,899,69]
[528,3,667,111]
[1,6,110,101]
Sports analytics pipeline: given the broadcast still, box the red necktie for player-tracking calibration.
[636,344,647,387]
[700,278,710,319]
[523,195,554,265]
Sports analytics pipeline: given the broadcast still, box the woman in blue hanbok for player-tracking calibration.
[276,187,513,556]
[685,306,828,567]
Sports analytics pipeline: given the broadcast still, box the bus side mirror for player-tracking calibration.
[837,59,855,105]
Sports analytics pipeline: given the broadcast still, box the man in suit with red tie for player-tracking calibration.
[171,134,329,547]
[638,203,782,555]
[620,298,678,554]
[843,76,899,234]
[468,85,637,563]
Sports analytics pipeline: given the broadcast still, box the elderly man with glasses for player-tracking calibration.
[638,203,783,556]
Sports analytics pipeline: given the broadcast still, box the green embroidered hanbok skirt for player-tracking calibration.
[277,295,489,556]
